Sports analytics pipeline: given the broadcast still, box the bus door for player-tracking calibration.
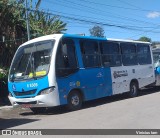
[56,38,79,104]
[79,68,105,100]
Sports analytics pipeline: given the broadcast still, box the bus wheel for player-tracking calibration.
[128,82,138,98]
[30,107,46,114]
[67,91,82,111]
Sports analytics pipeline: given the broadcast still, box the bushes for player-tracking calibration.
[0,68,8,98]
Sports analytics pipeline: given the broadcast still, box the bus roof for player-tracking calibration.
[21,34,63,47]
[20,34,151,47]
[63,34,106,40]
[107,38,151,44]
[63,34,151,44]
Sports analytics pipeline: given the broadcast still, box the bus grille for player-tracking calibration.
[13,89,37,96]
[16,101,37,105]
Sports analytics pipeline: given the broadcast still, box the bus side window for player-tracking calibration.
[100,41,121,67]
[137,44,151,65]
[80,40,100,68]
[121,43,137,66]
[56,38,78,77]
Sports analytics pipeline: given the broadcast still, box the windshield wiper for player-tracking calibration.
[23,47,36,80]
[31,55,37,80]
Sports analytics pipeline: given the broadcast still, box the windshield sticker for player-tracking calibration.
[15,73,23,77]
[29,71,47,78]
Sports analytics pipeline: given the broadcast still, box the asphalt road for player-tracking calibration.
[1,87,160,137]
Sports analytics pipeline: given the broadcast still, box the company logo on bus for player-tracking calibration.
[113,70,128,79]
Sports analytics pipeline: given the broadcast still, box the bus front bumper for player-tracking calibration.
[8,92,60,108]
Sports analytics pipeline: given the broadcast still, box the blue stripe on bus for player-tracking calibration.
[57,67,113,105]
[8,76,49,98]
[63,34,107,41]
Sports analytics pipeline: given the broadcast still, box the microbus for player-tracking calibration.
[8,34,155,113]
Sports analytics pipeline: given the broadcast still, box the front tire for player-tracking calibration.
[67,91,82,111]
[128,82,138,98]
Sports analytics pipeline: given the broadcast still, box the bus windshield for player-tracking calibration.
[153,52,160,67]
[9,40,54,81]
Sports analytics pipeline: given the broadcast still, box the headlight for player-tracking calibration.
[39,87,55,95]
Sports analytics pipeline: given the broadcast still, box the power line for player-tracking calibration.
[27,8,160,33]
[116,0,148,11]
[81,0,151,12]
[40,5,157,29]
[2,3,160,42]
[44,0,160,39]
[130,24,160,38]
[44,8,160,30]
[46,0,160,27]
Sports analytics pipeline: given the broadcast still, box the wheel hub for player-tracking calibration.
[71,95,79,106]
[132,85,136,94]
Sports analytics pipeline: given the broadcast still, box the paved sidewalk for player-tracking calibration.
[0,97,11,110]
[0,105,12,110]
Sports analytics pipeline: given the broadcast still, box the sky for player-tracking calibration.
[36,0,160,41]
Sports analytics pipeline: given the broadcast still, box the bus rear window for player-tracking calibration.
[137,44,151,65]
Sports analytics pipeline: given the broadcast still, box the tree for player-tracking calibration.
[29,11,67,37]
[138,36,152,42]
[0,0,67,67]
[19,0,67,37]
[0,0,27,67]
[89,25,105,37]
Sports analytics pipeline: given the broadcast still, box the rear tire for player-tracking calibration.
[128,82,138,98]
[67,91,82,111]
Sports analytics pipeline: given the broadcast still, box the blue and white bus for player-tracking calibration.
[8,34,155,113]
[152,48,160,86]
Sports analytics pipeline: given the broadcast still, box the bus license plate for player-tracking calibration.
[21,104,32,108]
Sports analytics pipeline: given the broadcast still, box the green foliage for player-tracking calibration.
[138,36,152,42]
[29,11,67,36]
[0,67,8,84]
[0,0,27,67]
[0,67,9,98]
[0,72,7,81]
[89,25,105,38]
[0,0,67,68]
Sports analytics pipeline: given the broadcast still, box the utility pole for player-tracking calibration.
[25,0,30,40]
